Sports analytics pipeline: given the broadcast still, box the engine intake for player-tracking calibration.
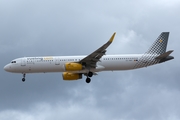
[62,72,82,80]
[65,63,83,71]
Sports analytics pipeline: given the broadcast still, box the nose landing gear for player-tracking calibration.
[22,73,26,82]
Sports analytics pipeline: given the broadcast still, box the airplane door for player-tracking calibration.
[21,58,26,66]
[55,58,60,65]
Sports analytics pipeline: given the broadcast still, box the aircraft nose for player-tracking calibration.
[4,64,11,72]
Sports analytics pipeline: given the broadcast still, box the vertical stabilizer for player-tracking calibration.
[134,32,170,69]
[146,32,169,55]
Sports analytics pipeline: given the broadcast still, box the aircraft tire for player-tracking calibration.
[88,72,93,77]
[22,78,25,82]
[86,78,91,83]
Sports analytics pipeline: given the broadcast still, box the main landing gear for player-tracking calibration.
[86,78,91,83]
[86,72,93,83]
[22,73,26,82]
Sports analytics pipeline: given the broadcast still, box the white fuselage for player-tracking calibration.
[4,54,143,74]
[3,32,173,83]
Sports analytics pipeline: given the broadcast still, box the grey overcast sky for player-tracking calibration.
[0,0,180,120]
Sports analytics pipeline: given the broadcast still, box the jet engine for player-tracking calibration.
[62,72,82,80]
[65,63,83,71]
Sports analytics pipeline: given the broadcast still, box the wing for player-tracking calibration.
[79,32,116,68]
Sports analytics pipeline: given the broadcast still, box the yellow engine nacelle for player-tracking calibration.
[62,72,82,80]
[65,63,83,71]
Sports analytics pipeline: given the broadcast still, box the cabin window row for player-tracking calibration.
[103,58,137,60]
[27,59,81,62]
[27,60,54,62]
[59,59,81,61]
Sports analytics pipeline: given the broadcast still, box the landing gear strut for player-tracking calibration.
[22,73,26,82]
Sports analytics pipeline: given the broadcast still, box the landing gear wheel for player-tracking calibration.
[86,77,91,83]
[22,78,25,82]
[22,73,26,82]
[88,72,93,77]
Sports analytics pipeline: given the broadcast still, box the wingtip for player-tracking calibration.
[109,32,116,43]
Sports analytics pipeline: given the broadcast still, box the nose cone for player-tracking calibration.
[4,64,10,72]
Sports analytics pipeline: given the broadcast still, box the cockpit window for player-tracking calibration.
[11,61,16,63]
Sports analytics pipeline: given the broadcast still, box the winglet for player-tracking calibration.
[109,32,116,43]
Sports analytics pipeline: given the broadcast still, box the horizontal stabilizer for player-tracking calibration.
[155,50,174,59]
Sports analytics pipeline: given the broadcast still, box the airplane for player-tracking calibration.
[4,32,174,83]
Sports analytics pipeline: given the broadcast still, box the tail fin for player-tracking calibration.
[134,32,172,69]
[146,32,169,55]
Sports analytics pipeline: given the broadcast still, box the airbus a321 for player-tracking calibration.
[4,32,174,83]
